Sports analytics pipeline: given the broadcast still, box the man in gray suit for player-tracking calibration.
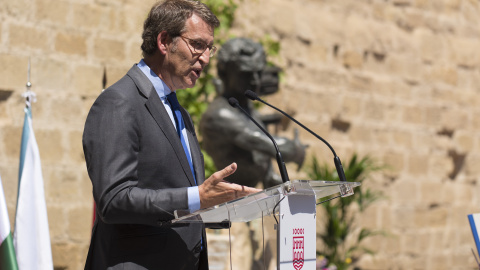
[82,1,259,269]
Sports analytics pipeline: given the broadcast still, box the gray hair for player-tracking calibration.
[141,0,220,57]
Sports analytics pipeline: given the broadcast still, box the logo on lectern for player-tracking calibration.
[293,228,304,270]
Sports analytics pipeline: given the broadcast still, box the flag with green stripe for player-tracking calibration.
[0,175,19,270]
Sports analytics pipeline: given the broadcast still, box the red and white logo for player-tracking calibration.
[292,228,304,270]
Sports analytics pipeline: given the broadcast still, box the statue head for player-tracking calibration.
[217,38,269,96]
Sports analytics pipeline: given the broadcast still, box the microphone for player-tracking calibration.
[244,90,347,182]
[228,97,290,183]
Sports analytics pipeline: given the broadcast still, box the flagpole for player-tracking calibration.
[22,58,36,109]
[14,57,53,269]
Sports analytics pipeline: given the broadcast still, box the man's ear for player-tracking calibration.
[157,31,170,55]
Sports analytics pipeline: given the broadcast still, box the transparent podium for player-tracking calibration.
[172,180,361,270]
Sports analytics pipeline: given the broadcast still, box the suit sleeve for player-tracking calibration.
[83,88,189,227]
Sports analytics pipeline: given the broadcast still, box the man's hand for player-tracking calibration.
[198,163,262,209]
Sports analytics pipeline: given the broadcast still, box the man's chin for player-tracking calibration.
[184,78,197,89]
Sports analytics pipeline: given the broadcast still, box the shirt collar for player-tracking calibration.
[137,59,173,99]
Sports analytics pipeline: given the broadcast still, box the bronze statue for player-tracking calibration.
[200,38,306,188]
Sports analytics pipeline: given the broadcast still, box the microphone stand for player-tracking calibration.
[245,90,347,182]
[228,97,290,183]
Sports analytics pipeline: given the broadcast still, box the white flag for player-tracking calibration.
[13,107,53,269]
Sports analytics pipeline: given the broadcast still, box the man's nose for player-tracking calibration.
[198,48,210,67]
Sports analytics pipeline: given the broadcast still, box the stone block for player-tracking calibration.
[268,2,295,38]
[96,32,125,58]
[424,64,458,86]
[401,232,423,254]
[385,54,422,83]
[453,131,474,153]
[50,97,85,128]
[448,205,476,228]
[342,50,363,69]
[9,24,50,51]
[450,252,477,269]
[431,86,457,103]
[402,104,426,125]
[429,153,454,179]
[3,0,33,18]
[35,129,64,164]
[344,15,375,49]
[415,206,447,228]
[415,28,446,63]
[68,130,85,164]
[72,3,108,30]
[304,91,340,116]
[80,170,93,201]
[2,125,22,161]
[371,127,391,146]
[382,151,405,175]
[116,4,148,33]
[425,104,444,126]
[374,78,412,100]
[32,58,70,92]
[465,154,480,175]
[429,230,445,253]
[51,242,89,270]
[408,153,429,176]
[392,179,418,205]
[72,64,103,97]
[357,204,379,229]
[47,205,66,240]
[0,54,29,90]
[44,167,80,203]
[348,74,374,93]
[427,253,449,270]
[301,68,348,89]
[308,43,328,64]
[379,204,393,230]
[419,180,444,206]
[105,65,129,86]
[35,0,69,24]
[128,41,143,64]
[393,207,416,229]
[440,107,468,130]
[341,95,363,119]
[450,37,480,68]
[25,100,50,129]
[349,125,373,145]
[393,130,413,148]
[55,32,88,56]
[364,98,387,121]
[67,206,92,242]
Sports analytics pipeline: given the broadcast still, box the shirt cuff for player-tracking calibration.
[187,186,201,212]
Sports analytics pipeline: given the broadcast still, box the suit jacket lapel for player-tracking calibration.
[127,65,197,187]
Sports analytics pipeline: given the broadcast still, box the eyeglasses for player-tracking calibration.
[179,36,217,57]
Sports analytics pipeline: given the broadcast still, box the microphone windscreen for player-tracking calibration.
[244,90,258,100]
[228,97,239,107]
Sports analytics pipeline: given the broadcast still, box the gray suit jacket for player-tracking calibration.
[83,65,208,269]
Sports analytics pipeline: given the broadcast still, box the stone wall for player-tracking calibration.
[231,0,480,269]
[0,0,479,269]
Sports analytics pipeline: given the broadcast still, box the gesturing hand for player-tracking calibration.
[198,163,262,209]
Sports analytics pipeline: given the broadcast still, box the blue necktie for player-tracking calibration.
[167,93,204,250]
[166,92,197,185]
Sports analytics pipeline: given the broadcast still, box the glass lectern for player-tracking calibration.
[172,180,361,270]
